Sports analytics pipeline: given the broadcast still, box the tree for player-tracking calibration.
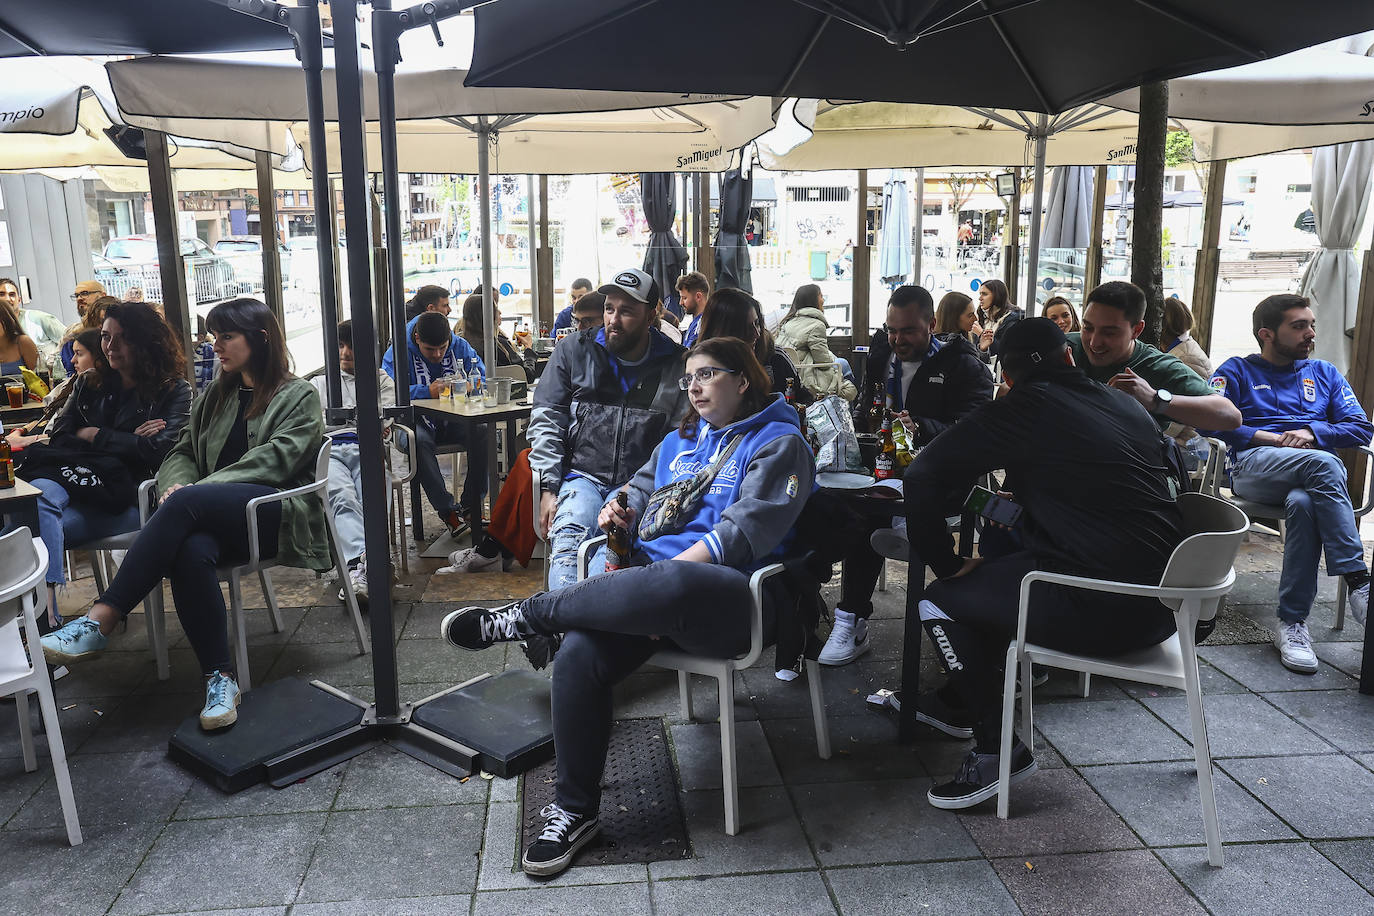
[1131,81,1168,345]
[1164,130,1194,168]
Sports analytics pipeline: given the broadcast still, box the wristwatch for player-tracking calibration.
[1151,388,1173,412]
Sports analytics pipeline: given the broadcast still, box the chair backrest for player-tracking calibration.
[0,527,43,606]
[1196,437,1229,498]
[313,438,332,483]
[1158,492,1248,591]
[493,364,528,383]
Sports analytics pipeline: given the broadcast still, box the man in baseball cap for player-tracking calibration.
[598,268,661,306]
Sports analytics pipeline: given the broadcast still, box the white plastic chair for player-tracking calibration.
[996,493,1247,867]
[84,478,170,679]
[530,466,552,589]
[0,530,81,845]
[388,423,419,573]
[578,534,832,835]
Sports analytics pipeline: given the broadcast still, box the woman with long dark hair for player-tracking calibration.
[59,295,116,375]
[0,293,39,374]
[699,287,810,403]
[975,278,1023,357]
[460,293,522,368]
[6,328,106,450]
[41,298,329,732]
[934,291,989,365]
[1042,295,1080,333]
[441,336,814,878]
[773,283,856,400]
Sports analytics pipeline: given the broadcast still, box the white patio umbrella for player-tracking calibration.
[1041,167,1093,251]
[1299,145,1374,374]
[878,175,911,286]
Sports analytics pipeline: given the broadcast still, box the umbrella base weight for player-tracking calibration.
[410,670,554,778]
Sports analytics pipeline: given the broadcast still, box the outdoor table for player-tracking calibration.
[0,476,42,522]
[408,395,533,540]
[0,401,45,428]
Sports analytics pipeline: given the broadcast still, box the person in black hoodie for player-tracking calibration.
[819,285,993,666]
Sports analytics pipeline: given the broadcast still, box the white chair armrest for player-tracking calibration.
[1353,444,1374,518]
[243,477,327,569]
[136,478,158,527]
[577,534,608,581]
[390,423,419,486]
[739,561,786,669]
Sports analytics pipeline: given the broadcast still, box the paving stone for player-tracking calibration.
[111,813,326,914]
[297,806,484,901]
[1032,670,1130,703]
[1110,660,1251,699]
[1081,761,1296,846]
[0,820,161,914]
[135,645,286,698]
[291,898,471,915]
[1031,699,1193,765]
[0,754,46,825]
[826,860,1019,915]
[7,750,192,830]
[859,616,907,661]
[265,640,391,686]
[762,713,921,784]
[49,649,155,699]
[1316,641,1367,678]
[992,849,1204,916]
[741,663,885,721]
[175,763,345,820]
[293,602,400,646]
[474,882,651,915]
[668,720,782,791]
[1220,755,1374,839]
[613,669,755,723]
[956,767,1140,857]
[1199,643,1356,691]
[78,690,215,754]
[334,743,488,809]
[1316,839,1374,894]
[396,636,509,684]
[792,777,980,865]
[0,693,121,759]
[651,871,836,916]
[649,786,815,878]
[477,801,646,891]
[1142,693,1333,758]
[1158,842,1374,915]
[402,601,472,639]
[1263,690,1374,754]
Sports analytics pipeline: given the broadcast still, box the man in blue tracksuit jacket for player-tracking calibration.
[1204,294,1373,674]
[382,311,488,536]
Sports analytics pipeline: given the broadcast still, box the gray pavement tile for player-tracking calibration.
[669,720,782,791]
[1081,761,1297,846]
[334,743,489,809]
[0,754,46,825]
[111,813,327,915]
[762,713,921,784]
[104,609,187,653]
[826,860,1020,915]
[7,750,192,830]
[1031,698,1193,765]
[265,640,389,686]
[792,777,980,866]
[1112,660,1250,698]
[293,602,401,646]
[1158,842,1374,915]
[992,850,1204,916]
[614,668,756,723]
[910,729,1066,779]
[651,871,836,916]
[175,763,345,820]
[490,773,519,803]
[1199,643,1357,691]
[742,663,889,721]
[1219,755,1374,840]
[395,637,509,685]
[1316,839,1374,894]
[0,693,121,759]
[401,602,462,640]
[477,801,646,891]
[135,646,287,698]
[50,649,155,699]
[78,690,212,754]
[859,616,907,661]
[297,806,484,902]
[1141,693,1334,758]
[649,786,816,878]
[1262,690,1374,754]
[1033,670,1130,702]
[0,820,161,915]
[1316,641,1367,678]
[956,768,1141,858]
[474,882,651,915]
[1361,753,1374,774]
[291,897,472,915]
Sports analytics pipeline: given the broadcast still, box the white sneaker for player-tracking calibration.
[339,561,368,604]
[1275,620,1318,674]
[1348,582,1369,627]
[439,547,505,574]
[819,608,870,666]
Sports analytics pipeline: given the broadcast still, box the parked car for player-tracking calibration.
[102,235,240,305]
[212,236,265,292]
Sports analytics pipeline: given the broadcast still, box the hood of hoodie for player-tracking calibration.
[680,392,800,465]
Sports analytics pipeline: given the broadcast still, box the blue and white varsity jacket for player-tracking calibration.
[1204,354,1372,455]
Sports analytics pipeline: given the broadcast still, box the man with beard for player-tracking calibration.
[1205,294,1373,673]
[529,268,689,589]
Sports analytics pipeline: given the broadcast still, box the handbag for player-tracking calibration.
[638,434,744,542]
[20,441,138,511]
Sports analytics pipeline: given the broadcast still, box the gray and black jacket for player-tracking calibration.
[529,326,688,494]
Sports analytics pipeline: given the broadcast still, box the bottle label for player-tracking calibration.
[0,458,13,488]
[874,453,894,480]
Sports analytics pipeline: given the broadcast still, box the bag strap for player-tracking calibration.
[699,433,744,486]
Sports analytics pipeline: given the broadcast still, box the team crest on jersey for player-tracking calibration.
[1302,378,1317,402]
[1209,375,1226,394]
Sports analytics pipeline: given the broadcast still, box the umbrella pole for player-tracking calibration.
[478,119,498,380]
[1024,114,1049,311]
[527,175,538,330]
[913,168,924,287]
[373,0,411,411]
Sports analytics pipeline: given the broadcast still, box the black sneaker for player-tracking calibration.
[522,803,599,876]
[444,509,471,539]
[521,632,563,671]
[440,603,525,650]
[927,739,1037,810]
[913,690,976,739]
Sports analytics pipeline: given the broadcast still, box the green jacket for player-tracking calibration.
[157,376,330,571]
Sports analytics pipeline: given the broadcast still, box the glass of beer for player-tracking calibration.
[5,384,23,408]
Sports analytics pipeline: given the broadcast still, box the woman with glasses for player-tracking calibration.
[774,283,857,401]
[441,336,814,877]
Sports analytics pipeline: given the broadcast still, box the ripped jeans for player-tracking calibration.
[547,476,614,590]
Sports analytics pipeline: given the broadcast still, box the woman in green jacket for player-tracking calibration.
[41,298,329,731]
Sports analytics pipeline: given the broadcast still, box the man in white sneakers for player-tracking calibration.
[1204,294,1372,673]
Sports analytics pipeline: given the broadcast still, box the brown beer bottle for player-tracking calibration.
[0,436,14,489]
[785,379,808,437]
[874,410,896,480]
[867,380,886,432]
[603,491,632,570]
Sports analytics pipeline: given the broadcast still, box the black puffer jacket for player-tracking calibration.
[859,331,993,446]
[47,372,193,480]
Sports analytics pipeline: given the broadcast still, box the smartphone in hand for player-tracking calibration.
[964,485,1023,527]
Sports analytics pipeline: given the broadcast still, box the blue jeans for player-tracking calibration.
[547,476,614,590]
[24,477,140,585]
[327,441,366,562]
[410,420,489,520]
[1231,446,1367,623]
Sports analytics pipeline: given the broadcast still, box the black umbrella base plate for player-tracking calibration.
[168,678,366,793]
[411,669,554,778]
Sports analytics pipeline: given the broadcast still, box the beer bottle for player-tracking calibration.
[603,491,633,570]
[874,410,896,480]
[785,379,808,437]
[0,436,14,489]
[867,380,886,432]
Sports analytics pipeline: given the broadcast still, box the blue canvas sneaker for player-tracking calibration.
[199,670,241,731]
[39,616,108,665]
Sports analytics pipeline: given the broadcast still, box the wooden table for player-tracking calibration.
[1,401,45,428]
[408,396,534,540]
[0,476,42,520]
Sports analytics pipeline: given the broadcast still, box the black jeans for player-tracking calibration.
[921,551,1175,751]
[520,560,756,816]
[99,483,281,677]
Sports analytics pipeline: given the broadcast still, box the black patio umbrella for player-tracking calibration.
[713,168,753,293]
[0,0,295,57]
[466,0,1374,113]
[640,172,689,313]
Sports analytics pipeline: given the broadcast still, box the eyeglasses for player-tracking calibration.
[573,315,600,330]
[678,366,739,390]
[71,291,95,300]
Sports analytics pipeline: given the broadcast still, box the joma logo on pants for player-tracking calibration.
[930,625,963,671]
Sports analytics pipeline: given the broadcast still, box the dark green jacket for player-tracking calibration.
[157,377,330,570]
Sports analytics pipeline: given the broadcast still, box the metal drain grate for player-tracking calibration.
[520,718,690,867]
